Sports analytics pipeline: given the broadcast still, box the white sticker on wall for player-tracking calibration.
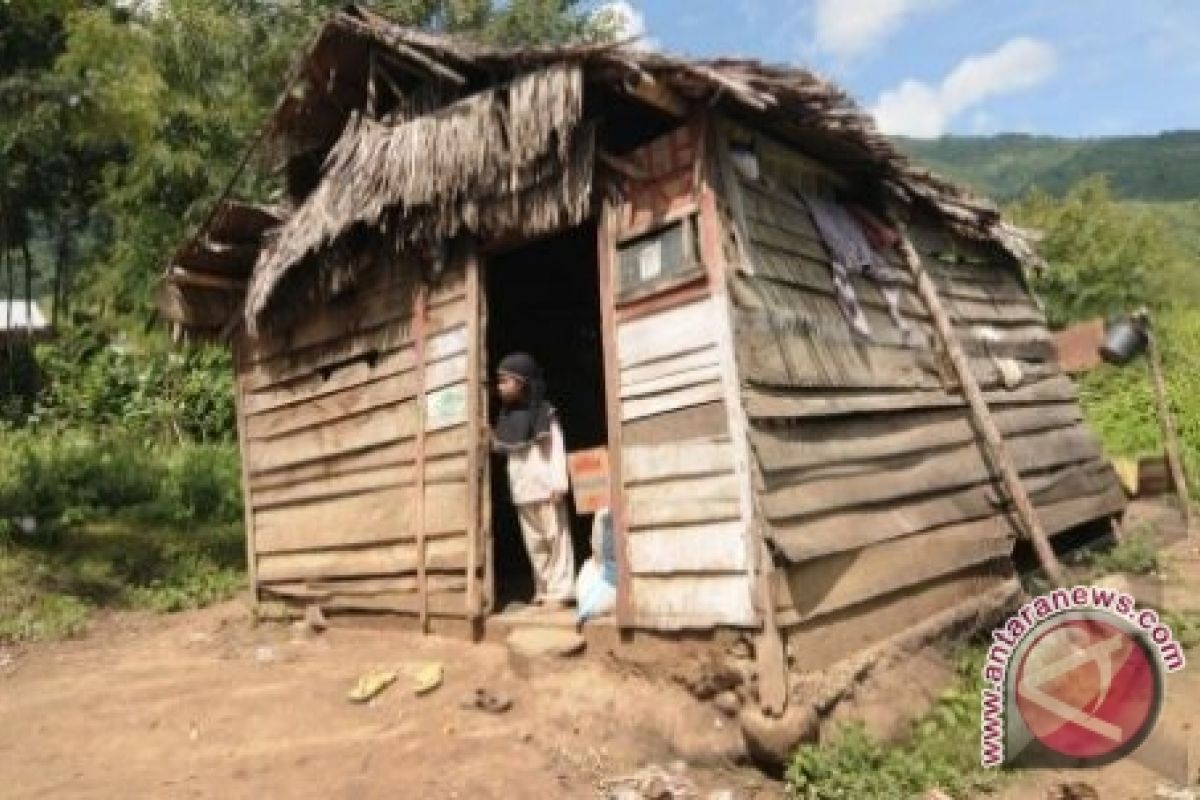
[425,383,467,431]
[638,240,662,282]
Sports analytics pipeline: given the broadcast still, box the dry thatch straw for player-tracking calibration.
[247,65,589,331]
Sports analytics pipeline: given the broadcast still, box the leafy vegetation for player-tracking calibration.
[787,648,1004,800]
[0,0,619,644]
[0,519,244,642]
[1086,526,1162,576]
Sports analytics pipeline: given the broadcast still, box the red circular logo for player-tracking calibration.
[1014,615,1160,761]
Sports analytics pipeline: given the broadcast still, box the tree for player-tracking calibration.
[1008,175,1196,327]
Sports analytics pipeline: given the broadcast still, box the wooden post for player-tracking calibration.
[230,336,260,606]
[413,280,430,633]
[597,203,634,628]
[1145,326,1193,533]
[702,125,788,715]
[463,241,486,619]
[893,218,1066,585]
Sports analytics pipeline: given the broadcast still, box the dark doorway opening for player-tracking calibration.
[485,221,608,610]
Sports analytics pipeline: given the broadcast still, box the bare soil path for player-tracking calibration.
[0,602,778,799]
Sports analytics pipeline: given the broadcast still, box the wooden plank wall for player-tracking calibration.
[235,255,477,616]
[609,123,756,630]
[715,119,1124,662]
[617,301,755,628]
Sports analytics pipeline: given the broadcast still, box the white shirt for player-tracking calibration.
[506,417,570,505]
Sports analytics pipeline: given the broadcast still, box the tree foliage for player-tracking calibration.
[2,0,607,325]
[1008,175,1197,327]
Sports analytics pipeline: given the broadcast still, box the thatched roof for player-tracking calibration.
[162,4,1041,337]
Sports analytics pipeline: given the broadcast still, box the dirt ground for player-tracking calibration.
[0,601,779,799]
[3,505,1198,799]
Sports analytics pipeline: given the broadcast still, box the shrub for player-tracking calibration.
[0,431,241,531]
[787,649,1004,799]
[1088,527,1161,576]
[0,430,163,532]
[1077,308,1200,493]
[158,444,243,526]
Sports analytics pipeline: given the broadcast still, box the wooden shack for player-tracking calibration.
[161,5,1124,725]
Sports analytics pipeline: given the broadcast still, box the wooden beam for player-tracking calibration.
[893,215,1065,585]
[170,267,246,291]
[231,337,260,606]
[598,203,634,628]
[1145,321,1194,533]
[705,118,788,715]
[623,71,689,119]
[413,280,430,633]
[463,241,485,619]
[598,150,649,182]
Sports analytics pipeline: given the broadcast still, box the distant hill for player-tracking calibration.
[896,131,1200,202]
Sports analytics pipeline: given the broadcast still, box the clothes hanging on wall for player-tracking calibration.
[801,194,911,341]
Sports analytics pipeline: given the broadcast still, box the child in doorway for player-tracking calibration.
[492,352,575,608]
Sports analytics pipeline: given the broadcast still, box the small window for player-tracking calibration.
[616,216,703,301]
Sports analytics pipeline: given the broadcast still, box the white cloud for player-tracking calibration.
[594,1,659,51]
[813,0,954,60]
[872,37,1057,138]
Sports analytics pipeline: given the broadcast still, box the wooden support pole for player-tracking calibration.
[413,281,430,633]
[463,242,486,619]
[1145,325,1194,533]
[231,338,260,607]
[893,217,1066,585]
[597,203,634,628]
[702,126,787,715]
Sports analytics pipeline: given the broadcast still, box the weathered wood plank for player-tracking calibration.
[623,438,734,484]
[248,428,467,490]
[243,345,417,417]
[262,574,467,597]
[246,372,419,441]
[621,401,728,446]
[305,591,468,616]
[760,426,1102,521]
[618,344,720,388]
[769,458,1117,561]
[775,515,1015,622]
[256,535,468,582]
[620,362,723,400]
[251,454,468,510]
[241,307,465,393]
[628,521,749,574]
[626,473,741,529]
[243,263,417,364]
[620,379,725,422]
[781,568,1011,671]
[254,481,468,553]
[751,403,1083,475]
[246,400,419,474]
[1042,481,1127,537]
[631,573,755,629]
[743,374,1079,420]
[616,298,717,368]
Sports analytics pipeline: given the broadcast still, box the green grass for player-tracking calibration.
[1161,610,1200,651]
[1086,526,1162,577]
[786,648,1006,800]
[0,519,245,643]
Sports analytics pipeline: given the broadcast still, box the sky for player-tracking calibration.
[593,0,1200,138]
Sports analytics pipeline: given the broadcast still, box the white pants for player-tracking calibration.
[517,498,575,602]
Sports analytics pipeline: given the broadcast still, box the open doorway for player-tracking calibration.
[485,221,608,611]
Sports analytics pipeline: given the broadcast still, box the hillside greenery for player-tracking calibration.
[898,131,1200,202]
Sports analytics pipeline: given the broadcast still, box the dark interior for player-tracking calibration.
[485,221,608,609]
